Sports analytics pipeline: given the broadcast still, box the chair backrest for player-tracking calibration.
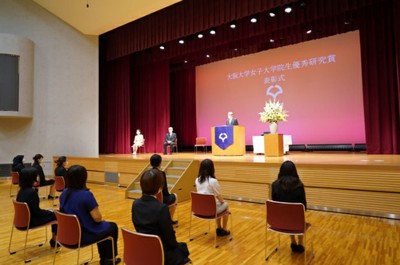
[54,176,65,192]
[54,211,81,247]
[266,200,306,232]
[195,137,206,145]
[12,200,30,230]
[11,171,19,185]
[190,192,217,217]
[121,227,164,265]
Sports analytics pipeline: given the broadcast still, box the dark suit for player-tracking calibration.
[163,132,177,154]
[226,118,239,125]
[132,195,190,265]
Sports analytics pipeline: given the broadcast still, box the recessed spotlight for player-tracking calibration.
[184,60,188,63]
[206,54,210,58]
[210,29,216,35]
[306,29,312,34]
[230,23,236,29]
[284,6,292,13]
[197,33,204,39]
[159,45,165,50]
[270,39,275,43]
[178,39,184,44]
[250,17,257,23]
[269,12,276,17]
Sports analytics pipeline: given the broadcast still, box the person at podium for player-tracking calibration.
[226,111,239,126]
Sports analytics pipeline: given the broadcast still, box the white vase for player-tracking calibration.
[269,122,278,134]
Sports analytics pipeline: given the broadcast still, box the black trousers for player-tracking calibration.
[82,222,118,260]
[163,143,176,154]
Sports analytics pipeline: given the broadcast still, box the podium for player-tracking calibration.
[264,134,284,157]
[211,125,246,156]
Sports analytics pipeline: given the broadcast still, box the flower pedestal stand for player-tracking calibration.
[264,134,284,157]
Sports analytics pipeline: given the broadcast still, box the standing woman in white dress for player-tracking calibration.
[131,129,144,154]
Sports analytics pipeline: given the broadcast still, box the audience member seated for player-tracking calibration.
[195,159,230,236]
[54,156,68,178]
[12,155,25,173]
[17,167,58,247]
[150,154,177,224]
[163,127,177,155]
[131,129,144,155]
[271,160,307,253]
[32,154,56,199]
[60,165,121,265]
[132,169,190,265]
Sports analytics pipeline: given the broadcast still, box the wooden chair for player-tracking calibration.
[52,176,65,206]
[8,199,57,263]
[265,200,314,264]
[121,227,164,265]
[189,192,233,248]
[194,137,207,153]
[9,171,20,197]
[53,211,116,265]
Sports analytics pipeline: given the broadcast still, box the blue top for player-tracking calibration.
[60,188,110,243]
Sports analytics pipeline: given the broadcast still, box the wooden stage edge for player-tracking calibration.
[67,151,400,220]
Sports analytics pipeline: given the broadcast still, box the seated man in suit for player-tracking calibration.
[163,127,177,155]
[226,111,239,126]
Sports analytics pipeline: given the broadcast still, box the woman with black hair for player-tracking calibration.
[32,154,56,199]
[59,165,121,265]
[12,155,25,173]
[132,168,190,265]
[16,167,58,247]
[271,160,307,253]
[54,156,68,178]
[195,159,230,236]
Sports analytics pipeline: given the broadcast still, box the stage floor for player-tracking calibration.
[100,151,400,166]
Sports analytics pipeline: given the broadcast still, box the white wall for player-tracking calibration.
[0,0,99,168]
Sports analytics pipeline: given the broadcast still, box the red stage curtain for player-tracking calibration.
[170,68,197,147]
[99,57,131,154]
[130,59,170,154]
[359,0,400,154]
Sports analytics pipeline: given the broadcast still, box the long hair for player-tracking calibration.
[198,159,216,184]
[66,165,88,190]
[277,160,304,191]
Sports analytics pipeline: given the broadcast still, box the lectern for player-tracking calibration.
[211,125,245,155]
[264,134,284,157]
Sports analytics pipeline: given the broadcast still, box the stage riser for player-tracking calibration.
[214,161,400,219]
[57,156,400,219]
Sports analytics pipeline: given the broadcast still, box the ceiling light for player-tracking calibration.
[270,39,275,43]
[206,54,210,58]
[230,23,236,29]
[210,29,216,35]
[250,17,257,23]
[159,45,165,50]
[197,33,204,39]
[269,12,276,17]
[284,6,292,13]
[178,39,184,44]
[184,60,188,63]
[306,29,312,34]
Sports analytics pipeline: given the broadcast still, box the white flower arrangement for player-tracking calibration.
[259,100,288,123]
